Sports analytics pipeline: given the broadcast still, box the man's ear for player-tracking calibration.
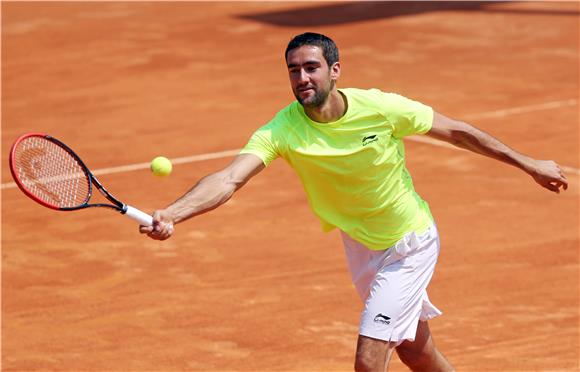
[330,62,341,80]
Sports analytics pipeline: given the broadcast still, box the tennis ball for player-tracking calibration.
[150,156,172,177]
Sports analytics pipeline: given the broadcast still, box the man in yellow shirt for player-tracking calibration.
[140,33,568,371]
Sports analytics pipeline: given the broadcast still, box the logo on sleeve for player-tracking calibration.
[362,134,378,146]
[373,313,391,324]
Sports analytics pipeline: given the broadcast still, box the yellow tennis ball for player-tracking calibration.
[150,156,172,177]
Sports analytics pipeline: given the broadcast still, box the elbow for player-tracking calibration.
[449,128,471,146]
[450,125,487,153]
[219,170,246,193]
[446,121,478,146]
[432,112,485,151]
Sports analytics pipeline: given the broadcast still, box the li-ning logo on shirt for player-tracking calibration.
[362,134,378,146]
[373,314,391,324]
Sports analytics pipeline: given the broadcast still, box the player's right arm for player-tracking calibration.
[140,153,265,240]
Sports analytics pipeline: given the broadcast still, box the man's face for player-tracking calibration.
[286,45,340,108]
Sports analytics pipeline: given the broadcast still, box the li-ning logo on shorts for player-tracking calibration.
[362,134,378,146]
[373,313,391,325]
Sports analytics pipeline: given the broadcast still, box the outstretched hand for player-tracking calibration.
[528,159,568,193]
[139,210,175,240]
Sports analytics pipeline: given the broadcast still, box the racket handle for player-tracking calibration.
[124,205,154,226]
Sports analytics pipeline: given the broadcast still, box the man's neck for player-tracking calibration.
[303,89,347,123]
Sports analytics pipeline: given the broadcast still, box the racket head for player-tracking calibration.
[9,133,93,210]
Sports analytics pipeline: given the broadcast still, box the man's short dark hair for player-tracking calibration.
[285,32,339,66]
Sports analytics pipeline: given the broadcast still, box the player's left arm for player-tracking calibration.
[425,111,568,193]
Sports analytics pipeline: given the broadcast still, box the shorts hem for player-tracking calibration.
[359,330,408,347]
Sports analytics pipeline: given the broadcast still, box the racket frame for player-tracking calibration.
[10,133,131,214]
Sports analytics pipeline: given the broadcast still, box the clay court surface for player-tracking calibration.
[1,2,579,371]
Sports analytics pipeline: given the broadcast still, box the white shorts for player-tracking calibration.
[341,224,442,345]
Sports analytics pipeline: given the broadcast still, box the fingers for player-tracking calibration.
[139,210,175,240]
[538,176,568,193]
[556,164,569,190]
[544,182,560,193]
[559,178,568,191]
[533,160,569,193]
[542,179,568,193]
[553,168,568,191]
[150,220,174,240]
[139,225,154,234]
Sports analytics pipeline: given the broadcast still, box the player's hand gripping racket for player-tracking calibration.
[9,133,153,226]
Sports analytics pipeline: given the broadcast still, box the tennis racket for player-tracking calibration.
[9,133,153,226]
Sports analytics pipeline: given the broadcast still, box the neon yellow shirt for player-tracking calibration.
[240,88,434,250]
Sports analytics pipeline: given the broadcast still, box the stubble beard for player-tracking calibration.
[296,80,335,109]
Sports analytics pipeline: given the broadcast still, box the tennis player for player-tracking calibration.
[140,33,568,371]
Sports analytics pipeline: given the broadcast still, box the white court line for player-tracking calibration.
[91,149,241,177]
[461,98,578,120]
[2,98,578,190]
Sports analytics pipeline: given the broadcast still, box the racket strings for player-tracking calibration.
[12,136,90,208]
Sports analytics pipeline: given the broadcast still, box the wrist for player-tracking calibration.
[515,154,537,175]
[159,208,178,225]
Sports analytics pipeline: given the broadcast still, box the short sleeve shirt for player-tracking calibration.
[240,88,434,250]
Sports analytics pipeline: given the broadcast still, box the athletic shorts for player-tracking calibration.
[341,224,442,345]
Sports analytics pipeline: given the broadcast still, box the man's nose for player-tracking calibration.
[298,69,309,84]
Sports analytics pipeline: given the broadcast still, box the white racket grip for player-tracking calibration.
[124,205,153,226]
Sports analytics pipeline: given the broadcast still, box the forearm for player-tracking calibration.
[139,154,265,240]
[165,171,238,224]
[444,121,534,173]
